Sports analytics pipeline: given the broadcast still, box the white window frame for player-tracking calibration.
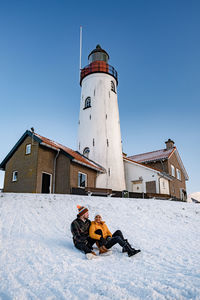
[176,168,181,180]
[78,172,87,188]
[12,171,18,182]
[26,144,31,155]
[83,147,90,158]
[171,164,175,177]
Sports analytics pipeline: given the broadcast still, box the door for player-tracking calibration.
[146,181,156,193]
[42,173,51,193]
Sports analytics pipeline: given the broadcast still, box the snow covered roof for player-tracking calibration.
[0,130,105,173]
[127,147,189,181]
[128,148,175,163]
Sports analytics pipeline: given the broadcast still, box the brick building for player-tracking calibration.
[0,130,105,194]
[128,139,189,200]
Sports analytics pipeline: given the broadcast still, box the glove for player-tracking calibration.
[100,237,106,246]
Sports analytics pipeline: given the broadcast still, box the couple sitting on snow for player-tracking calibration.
[71,205,141,259]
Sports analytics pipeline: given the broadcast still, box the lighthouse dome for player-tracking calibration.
[88,45,109,63]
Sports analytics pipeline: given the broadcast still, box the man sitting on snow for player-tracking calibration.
[71,205,101,259]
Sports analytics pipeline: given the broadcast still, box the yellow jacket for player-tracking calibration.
[89,221,112,240]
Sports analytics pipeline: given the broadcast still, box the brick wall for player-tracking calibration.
[168,152,186,199]
[70,162,97,189]
[55,153,70,194]
[4,136,39,193]
[144,152,186,199]
[36,145,55,193]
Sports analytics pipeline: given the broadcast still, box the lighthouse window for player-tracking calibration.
[83,147,90,158]
[84,97,91,109]
[111,81,116,93]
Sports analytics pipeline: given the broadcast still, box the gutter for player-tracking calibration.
[53,149,60,194]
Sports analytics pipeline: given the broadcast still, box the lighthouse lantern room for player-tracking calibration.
[78,45,126,191]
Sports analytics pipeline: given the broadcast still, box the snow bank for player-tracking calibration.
[187,192,200,203]
[0,193,200,300]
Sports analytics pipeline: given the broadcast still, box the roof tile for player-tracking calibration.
[34,132,104,172]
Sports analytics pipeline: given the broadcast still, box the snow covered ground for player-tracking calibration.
[0,193,200,300]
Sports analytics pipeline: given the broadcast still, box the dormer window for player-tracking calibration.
[84,97,91,109]
[83,147,90,158]
[111,81,116,93]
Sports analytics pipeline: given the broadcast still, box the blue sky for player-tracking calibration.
[0,0,199,194]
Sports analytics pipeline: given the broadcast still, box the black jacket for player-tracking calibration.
[71,217,91,245]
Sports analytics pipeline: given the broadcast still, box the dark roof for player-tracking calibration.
[88,45,109,60]
[0,130,105,173]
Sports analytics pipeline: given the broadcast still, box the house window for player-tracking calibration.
[171,164,175,177]
[83,147,90,158]
[12,171,18,182]
[26,144,31,155]
[111,81,116,93]
[84,97,91,109]
[78,172,87,188]
[162,181,165,188]
[177,169,181,180]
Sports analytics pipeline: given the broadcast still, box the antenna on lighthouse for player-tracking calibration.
[79,26,82,75]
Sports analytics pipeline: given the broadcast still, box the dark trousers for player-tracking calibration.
[74,237,96,254]
[95,229,126,249]
[106,230,126,249]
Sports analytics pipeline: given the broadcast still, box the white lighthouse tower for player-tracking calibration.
[78,45,126,191]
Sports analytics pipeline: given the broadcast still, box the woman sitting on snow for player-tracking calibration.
[89,214,141,257]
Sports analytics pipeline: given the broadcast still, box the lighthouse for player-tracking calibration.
[78,45,126,191]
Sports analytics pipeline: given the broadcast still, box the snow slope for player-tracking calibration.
[0,193,200,300]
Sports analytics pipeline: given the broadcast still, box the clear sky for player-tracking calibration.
[0,0,199,194]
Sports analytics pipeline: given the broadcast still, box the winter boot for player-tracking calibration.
[122,240,135,253]
[128,249,141,257]
[99,245,109,255]
[122,241,141,257]
[86,251,98,260]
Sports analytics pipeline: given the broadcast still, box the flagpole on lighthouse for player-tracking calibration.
[79,26,82,76]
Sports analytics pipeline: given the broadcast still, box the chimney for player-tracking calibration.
[165,138,175,150]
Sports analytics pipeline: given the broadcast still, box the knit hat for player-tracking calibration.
[77,205,88,217]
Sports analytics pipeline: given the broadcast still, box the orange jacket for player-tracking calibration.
[89,221,112,240]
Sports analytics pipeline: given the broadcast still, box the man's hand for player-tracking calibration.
[100,237,106,246]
